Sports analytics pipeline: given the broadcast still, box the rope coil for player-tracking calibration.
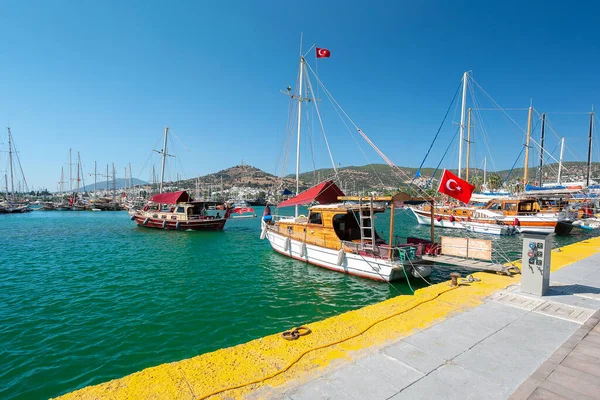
[281,326,312,341]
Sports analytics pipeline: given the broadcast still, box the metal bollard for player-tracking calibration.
[450,272,461,287]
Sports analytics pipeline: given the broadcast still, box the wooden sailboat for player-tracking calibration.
[130,127,232,230]
[1,128,31,213]
[259,53,433,282]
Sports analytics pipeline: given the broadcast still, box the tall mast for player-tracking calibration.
[465,108,472,182]
[76,153,80,193]
[94,161,97,193]
[159,126,168,194]
[557,137,565,185]
[106,164,109,193]
[537,113,546,186]
[7,128,14,199]
[294,56,305,217]
[523,106,533,184]
[60,167,64,193]
[152,165,155,193]
[69,148,72,192]
[128,162,133,190]
[124,167,127,192]
[112,163,116,202]
[483,156,487,189]
[458,71,468,178]
[586,109,594,187]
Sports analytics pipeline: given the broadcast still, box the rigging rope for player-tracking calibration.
[408,80,462,190]
[426,126,460,189]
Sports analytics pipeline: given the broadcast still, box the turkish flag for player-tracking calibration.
[316,48,331,58]
[234,207,255,214]
[438,169,475,204]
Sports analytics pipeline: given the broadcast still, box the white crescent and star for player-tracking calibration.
[318,49,328,56]
[445,179,462,192]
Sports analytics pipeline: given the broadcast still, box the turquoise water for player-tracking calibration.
[1,208,598,399]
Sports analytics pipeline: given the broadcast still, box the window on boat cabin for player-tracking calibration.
[332,213,361,241]
[176,206,185,213]
[308,212,323,225]
[503,203,517,212]
[487,202,502,210]
[518,202,533,212]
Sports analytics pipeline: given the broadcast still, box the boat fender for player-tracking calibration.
[336,249,345,266]
[284,237,290,251]
[299,242,306,257]
[162,220,167,229]
[512,218,520,226]
[143,217,149,225]
[436,216,442,222]
[449,215,455,222]
[176,222,181,230]
[130,215,135,221]
[260,224,267,240]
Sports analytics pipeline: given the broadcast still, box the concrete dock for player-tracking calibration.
[57,237,600,400]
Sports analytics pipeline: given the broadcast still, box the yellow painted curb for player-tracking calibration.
[56,236,600,399]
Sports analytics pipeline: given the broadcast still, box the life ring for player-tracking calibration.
[512,218,520,226]
[162,220,167,229]
[176,222,181,230]
[143,217,149,225]
[296,214,306,219]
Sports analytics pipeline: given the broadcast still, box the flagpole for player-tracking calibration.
[458,71,468,178]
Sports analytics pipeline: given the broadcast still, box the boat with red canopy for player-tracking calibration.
[130,190,231,231]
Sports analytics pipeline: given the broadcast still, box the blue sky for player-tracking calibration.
[1,1,599,190]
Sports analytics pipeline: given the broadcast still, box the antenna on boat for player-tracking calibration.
[587,106,594,188]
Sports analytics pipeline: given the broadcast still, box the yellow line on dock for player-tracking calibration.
[56,237,600,399]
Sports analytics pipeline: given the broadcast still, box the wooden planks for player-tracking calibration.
[440,236,492,261]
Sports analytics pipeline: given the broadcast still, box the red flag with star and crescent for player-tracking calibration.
[316,47,331,58]
[438,169,475,204]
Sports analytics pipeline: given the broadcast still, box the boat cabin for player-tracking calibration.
[483,199,542,215]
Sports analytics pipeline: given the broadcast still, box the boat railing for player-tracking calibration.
[341,240,421,262]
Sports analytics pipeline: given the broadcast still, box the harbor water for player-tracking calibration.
[1,208,598,399]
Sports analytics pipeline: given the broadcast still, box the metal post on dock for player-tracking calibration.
[429,200,435,243]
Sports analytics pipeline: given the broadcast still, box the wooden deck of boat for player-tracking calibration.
[510,310,600,400]
[421,254,515,274]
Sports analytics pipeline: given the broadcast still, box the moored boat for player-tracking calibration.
[131,190,231,230]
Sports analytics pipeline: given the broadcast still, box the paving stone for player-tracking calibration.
[537,380,596,400]
[508,377,542,400]
[546,365,600,399]
[383,341,445,374]
[572,340,600,359]
[561,351,600,378]
[327,363,399,400]
[528,387,571,400]
[287,378,351,400]
[354,353,423,391]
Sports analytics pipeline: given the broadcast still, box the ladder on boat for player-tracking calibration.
[359,197,375,250]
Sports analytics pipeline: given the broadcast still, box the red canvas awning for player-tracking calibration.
[278,180,345,208]
[149,190,192,204]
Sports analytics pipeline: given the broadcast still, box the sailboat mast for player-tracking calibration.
[483,156,487,189]
[60,167,64,193]
[458,72,468,178]
[128,162,133,190]
[106,164,109,193]
[7,128,14,199]
[76,153,80,193]
[586,109,594,187]
[124,167,127,192]
[523,106,533,184]
[557,137,565,185]
[159,126,168,194]
[538,113,546,186]
[94,161,97,193]
[294,56,305,217]
[69,148,72,192]
[466,108,472,182]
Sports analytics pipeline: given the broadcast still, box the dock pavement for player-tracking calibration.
[57,237,600,400]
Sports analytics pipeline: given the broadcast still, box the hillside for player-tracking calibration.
[155,161,600,197]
